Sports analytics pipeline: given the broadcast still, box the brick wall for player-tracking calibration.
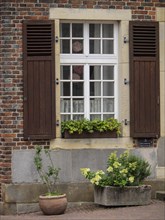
[0,0,164,201]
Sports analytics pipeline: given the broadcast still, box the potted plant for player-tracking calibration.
[34,146,67,215]
[81,150,152,206]
[61,118,121,138]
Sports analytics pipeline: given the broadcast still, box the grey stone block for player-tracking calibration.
[0,202,4,215]
[17,203,40,214]
[157,137,165,166]
[156,191,165,201]
[1,203,17,215]
[2,183,47,203]
[12,148,157,185]
[131,148,157,178]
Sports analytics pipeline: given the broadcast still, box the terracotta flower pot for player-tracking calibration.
[39,194,67,215]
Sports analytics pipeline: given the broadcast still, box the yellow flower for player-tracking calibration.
[90,174,102,185]
[80,168,90,177]
[120,168,128,174]
[129,176,134,183]
[113,161,121,168]
[107,166,113,172]
[109,151,117,160]
[129,162,137,170]
[96,170,105,175]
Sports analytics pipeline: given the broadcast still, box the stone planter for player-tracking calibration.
[94,185,152,206]
[62,130,118,138]
[39,194,67,215]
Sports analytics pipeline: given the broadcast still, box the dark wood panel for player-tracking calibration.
[23,20,55,139]
[130,21,159,138]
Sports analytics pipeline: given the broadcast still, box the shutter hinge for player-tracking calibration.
[124,36,129,44]
[56,120,59,126]
[124,78,129,85]
[55,36,58,43]
[56,78,59,85]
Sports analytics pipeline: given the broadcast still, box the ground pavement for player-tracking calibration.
[1,200,165,220]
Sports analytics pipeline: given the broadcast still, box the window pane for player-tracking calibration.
[103,82,114,96]
[73,99,84,112]
[73,115,84,120]
[89,24,100,37]
[90,40,100,54]
[72,23,83,37]
[90,66,101,80]
[72,65,84,80]
[61,82,70,96]
[73,82,83,96]
[102,24,113,38]
[103,66,114,80]
[103,40,113,54]
[61,115,71,121]
[61,99,71,112]
[61,39,70,53]
[72,40,83,54]
[103,114,114,120]
[61,66,70,80]
[61,23,70,37]
[90,98,101,112]
[90,82,101,96]
[103,98,114,112]
[90,114,101,120]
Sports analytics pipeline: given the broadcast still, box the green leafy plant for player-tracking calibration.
[61,118,121,135]
[34,146,61,196]
[81,150,151,187]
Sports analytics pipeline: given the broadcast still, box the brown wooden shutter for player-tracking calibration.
[23,20,55,139]
[129,21,160,138]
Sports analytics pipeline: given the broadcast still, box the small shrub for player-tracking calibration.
[81,150,151,187]
[34,146,60,195]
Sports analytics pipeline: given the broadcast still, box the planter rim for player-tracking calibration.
[39,194,66,199]
[95,185,152,189]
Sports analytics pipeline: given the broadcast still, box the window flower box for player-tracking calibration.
[61,118,121,139]
[62,130,118,139]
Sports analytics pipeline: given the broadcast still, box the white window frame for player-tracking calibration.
[60,21,118,120]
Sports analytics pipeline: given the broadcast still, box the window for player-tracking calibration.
[60,22,118,121]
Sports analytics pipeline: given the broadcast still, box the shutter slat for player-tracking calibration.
[26,23,53,56]
[132,24,157,57]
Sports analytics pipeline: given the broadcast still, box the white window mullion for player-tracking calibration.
[114,64,118,119]
[84,23,89,56]
[84,64,89,119]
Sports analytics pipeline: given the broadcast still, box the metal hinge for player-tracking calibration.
[55,36,58,43]
[55,78,59,85]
